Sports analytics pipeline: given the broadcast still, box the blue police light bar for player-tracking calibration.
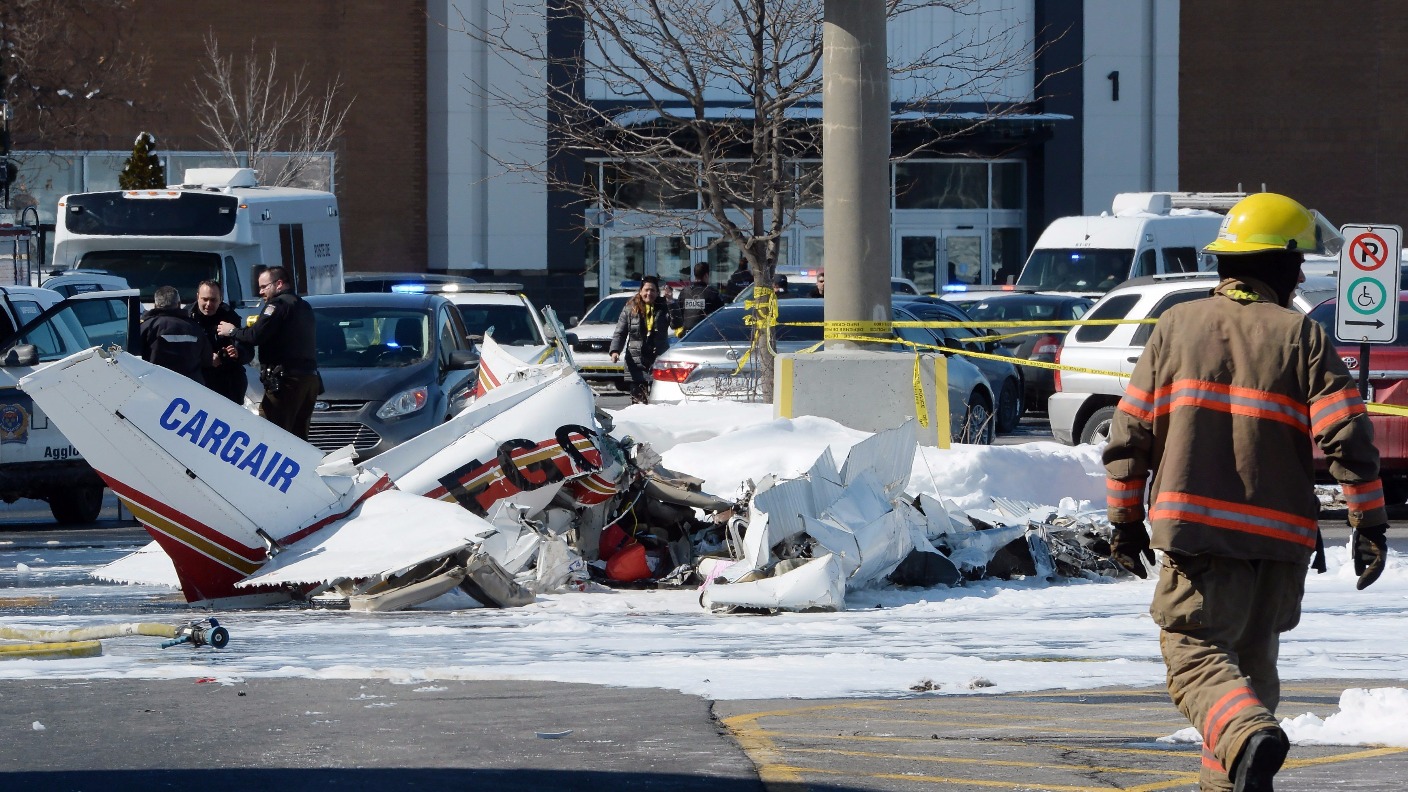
[941,284,969,292]
[391,284,426,293]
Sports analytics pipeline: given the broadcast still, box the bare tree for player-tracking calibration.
[468,0,1061,398]
[191,34,354,189]
[0,0,151,148]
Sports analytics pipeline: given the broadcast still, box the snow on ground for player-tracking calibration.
[2,402,1407,747]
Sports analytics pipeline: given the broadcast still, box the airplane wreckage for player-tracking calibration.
[19,338,1127,615]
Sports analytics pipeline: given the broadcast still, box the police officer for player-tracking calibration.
[216,266,319,439]
[140,285,211,384]
[671,262,724,336]
[188,280,252,404]
[1103,193,1388,792]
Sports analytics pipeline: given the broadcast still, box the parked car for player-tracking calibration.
[292,293,478,459]
[344,272,479,294]
[1307,292,1408,502]
[649,299,998,444]
[570,291,635,390]
[438,288,571,365]
[1050,272,1361,447]
[939,291,1095,413]
[1049,273,1219,445]
[0,287,140,523]
[892,296,1026,433]
[39,270,131,297]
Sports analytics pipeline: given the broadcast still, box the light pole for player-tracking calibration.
[822,0,891,348]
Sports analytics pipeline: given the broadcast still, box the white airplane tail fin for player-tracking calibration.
[20,348,379,603]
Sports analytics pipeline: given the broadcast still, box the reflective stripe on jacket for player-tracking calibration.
[1103,277,1385,562]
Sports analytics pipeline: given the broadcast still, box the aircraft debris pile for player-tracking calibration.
[692,422,1127,613]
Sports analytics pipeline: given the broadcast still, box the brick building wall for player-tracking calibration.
[23,1,427,273]
[1180,1,1408,226]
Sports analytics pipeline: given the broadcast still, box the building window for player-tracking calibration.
[894,161,987,210]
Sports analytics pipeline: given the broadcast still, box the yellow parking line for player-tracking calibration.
[801,710,1185,730]
[721,711,803,789]
[788,746,1186,776]
[770,764,1196,792]
[754,731,1190,757]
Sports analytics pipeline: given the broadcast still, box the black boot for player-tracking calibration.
[1231,727,1289,792]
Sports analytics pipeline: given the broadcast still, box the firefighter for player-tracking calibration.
[1102,192,1390,792]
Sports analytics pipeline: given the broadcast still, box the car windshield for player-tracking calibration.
[1308,298,1408,348]
[581,295,629,325]
[1017,249,1133,292]
[963,298,1073,324]
[456,303,544,345]
[76,250,222,303]
[313,307,432,368]
[685,304,825,343]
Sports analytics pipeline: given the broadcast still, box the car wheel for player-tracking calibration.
[50,485,105,525]
[960,392,995,445]
[996,379,1022,434]
[1079,405,1118,446]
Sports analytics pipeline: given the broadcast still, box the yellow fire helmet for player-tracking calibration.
[1204,192,1343,257]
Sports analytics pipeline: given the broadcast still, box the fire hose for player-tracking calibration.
[0,619,230,659]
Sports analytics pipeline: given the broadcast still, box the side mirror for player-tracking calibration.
[568,316,580,327]
[448,349,480,370]
[2,344,38,367]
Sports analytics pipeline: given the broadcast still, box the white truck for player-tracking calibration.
[51,167,344,307]
[1014,192,1234,294]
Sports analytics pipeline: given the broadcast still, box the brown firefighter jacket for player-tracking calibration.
[1103,277,1386,564]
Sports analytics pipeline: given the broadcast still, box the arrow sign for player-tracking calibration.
[1345,319,1386,328]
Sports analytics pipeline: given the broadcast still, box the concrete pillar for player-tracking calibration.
[822,0,891,348]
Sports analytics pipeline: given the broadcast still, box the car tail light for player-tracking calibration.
[1053,346,1063,392]
[652,360,698,383]
[1031,334,1061,360]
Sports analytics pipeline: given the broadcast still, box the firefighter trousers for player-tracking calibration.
[1150,552,1307,792]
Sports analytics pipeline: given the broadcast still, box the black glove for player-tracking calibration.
[1352,523,1389,591]
[1110,521,1156,579]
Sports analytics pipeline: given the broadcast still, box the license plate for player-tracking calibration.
[684,373,760,397]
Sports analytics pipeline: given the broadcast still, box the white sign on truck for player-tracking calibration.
[1335,224,1402,344]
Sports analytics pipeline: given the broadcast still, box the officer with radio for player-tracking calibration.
[216,266,319,439]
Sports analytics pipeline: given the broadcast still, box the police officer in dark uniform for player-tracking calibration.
[216,266,319,439]
[671,262,724,336]
[140,285,211,384]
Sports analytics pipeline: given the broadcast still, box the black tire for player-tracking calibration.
[49,485,105,525]
[996,379,1022,434]
[1383,476,1408,506]
[1079,405,1118,446]
[960,393,995,445]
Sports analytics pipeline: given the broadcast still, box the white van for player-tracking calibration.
[1015,192,1233,294]
[51,167,344,308]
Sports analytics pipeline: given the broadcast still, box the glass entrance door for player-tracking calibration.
[897,231,986,292]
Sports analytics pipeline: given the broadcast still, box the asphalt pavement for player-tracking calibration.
[3,416,1408,791]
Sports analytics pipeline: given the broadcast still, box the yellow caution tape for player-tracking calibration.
[912,354,929,429]
[824,320,893,338]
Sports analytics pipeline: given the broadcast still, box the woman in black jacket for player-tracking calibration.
[609,275,671,404]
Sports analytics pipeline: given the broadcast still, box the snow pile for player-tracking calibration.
[1161,688,1408,748]
[1282,688,1408,747]
[624,401,1108,508]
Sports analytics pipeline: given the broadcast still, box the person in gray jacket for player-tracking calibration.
[609,275,670,404]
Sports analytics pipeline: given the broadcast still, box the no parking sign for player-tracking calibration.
[1336,224,1401,344]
